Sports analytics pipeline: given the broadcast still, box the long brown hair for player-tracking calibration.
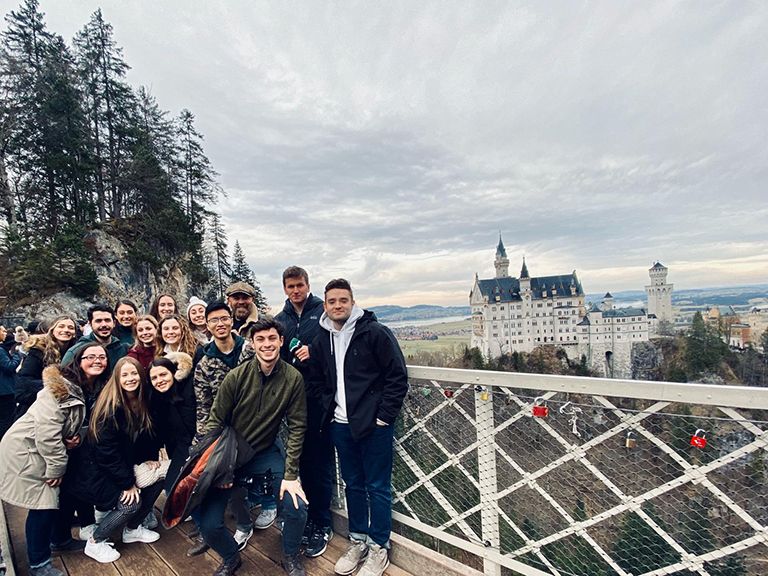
[149,293,178,321]
[89,357,153,442]
[156,314,198,358]
[24,315,77,366]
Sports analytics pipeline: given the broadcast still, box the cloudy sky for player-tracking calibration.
[34,1,768,308]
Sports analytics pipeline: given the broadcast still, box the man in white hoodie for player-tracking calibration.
[312,279,408,576]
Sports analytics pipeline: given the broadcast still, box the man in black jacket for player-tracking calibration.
[275,266,333,558]
[313,279,408,576]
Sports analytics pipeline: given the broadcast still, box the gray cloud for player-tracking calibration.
[40,1,768,307]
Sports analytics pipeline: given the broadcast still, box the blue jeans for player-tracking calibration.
[26,508,57,568]
[332,422,395,548]
[199,442,307,562]
[301,397,335,528]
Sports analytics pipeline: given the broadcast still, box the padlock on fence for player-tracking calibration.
[691,429,707,448]
[444,389,454,398]
[625,430,636,449]
[532,397,548,418]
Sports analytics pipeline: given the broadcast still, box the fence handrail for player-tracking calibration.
[406,365,768,410]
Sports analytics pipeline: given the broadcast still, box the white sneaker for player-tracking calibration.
[234,526,253,551]
[122,525,160,544]
[142,511,158,529]
[78,524,98,541]
[334,538,369,575]
[254,507,277,530]
[85,540,121,563]
[357,544,390,576]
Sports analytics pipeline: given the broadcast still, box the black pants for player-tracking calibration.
[299,397,335,529]
[0,393,15,440]
[92,481,164,542]
[52,493,96,546]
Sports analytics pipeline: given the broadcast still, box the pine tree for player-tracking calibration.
[209,213,230,298]
[612,507,678,573]
[230,240,268,312]
[177,109,220,232]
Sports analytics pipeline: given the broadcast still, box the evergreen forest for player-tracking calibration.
[0,0,264,306]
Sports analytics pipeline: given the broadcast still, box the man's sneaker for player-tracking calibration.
[142,511,159,529]
[254,507,277,530]
[301,520,314,546]
[51,539,86,553]
[122,525,160,544]
[84,540,121,563]
[305,525,333,558]
[187,535,209,557]
[78,523,98,542]
[234,526,253,551]
[334,537,368,575]
[357,544,389,576]
[281,552,306,576]
[30,562,65,576]
[212,553,242,576]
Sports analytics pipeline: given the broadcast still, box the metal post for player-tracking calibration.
[476,385,501,576]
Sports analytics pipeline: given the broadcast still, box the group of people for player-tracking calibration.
[0,267,408,576]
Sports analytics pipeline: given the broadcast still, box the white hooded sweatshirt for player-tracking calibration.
[319,304,365,424]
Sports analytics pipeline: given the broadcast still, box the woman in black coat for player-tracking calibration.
[148,352,195,493]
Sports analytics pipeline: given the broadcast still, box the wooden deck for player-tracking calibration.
[3,501,413,576]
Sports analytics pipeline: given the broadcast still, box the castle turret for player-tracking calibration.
[519,257,531,293]
[645,262,674,322]
[494,234,509,278]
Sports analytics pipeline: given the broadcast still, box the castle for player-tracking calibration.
[470,237,670,378]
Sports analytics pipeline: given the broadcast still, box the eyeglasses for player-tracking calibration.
[207,316,233,325]
[83,354,107,362]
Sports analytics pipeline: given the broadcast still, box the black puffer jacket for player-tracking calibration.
[66,406,152,510]
[275,294,325,394]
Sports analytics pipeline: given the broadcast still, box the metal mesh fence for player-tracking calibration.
[389,377,768,576]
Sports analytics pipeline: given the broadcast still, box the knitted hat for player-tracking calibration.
[186,296,207,318]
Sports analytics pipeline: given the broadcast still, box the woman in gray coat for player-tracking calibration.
[0,365,85,576]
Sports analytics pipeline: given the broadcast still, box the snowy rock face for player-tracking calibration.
[7,229,197,323]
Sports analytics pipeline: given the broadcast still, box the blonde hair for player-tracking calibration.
[132,314,159,349]
[156,314,199,358]
[89,357,153,442]
[24,315,77,366]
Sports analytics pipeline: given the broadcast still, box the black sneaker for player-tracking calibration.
[301,520,314,546]
[213,553,242,576]
[304,525,333,558]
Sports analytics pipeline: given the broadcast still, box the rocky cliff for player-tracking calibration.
[5,229,199,323]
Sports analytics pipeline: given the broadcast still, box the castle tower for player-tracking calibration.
[645,262,674,322]
[494,234,509,278]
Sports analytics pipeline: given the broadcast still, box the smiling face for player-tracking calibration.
[90,311,115,343]
[149,365,174,393]
[227,293,254,321]
[189,304,206,330]
[251,327,283,367]
[206,308,233,342]
[119,361,141,394]
[324,288,355,326]
[136,319,157,346]
[116,304,137,328]
[158,296,176,318]
[80,345,107,379]
[51,319,76,345]
[161,318,181,345]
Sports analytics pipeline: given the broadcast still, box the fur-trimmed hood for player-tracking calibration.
[43,365,84,403]
[164,351,193,381]
[24,334,49,352]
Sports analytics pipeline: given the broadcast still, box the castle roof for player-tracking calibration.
[495,235,507,258]
[604,292,613,298]
[520,257,530,279]
[475,272,583,303]
[651,262,666,270]
[600,307,648,318]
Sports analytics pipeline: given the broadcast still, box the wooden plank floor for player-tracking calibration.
[3,501,413,576]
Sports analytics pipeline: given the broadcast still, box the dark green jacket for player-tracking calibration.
[206,358,306,479]
[61,332,127,371]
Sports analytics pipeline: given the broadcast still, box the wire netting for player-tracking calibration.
[385,377,768,576]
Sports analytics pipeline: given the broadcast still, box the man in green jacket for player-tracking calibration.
[199,316,309,576]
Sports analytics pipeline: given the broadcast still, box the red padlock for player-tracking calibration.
[532,397,548,418]
[444,389,454,398]
[690,429,707,448]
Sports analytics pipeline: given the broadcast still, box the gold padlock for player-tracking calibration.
[625,430,637,449]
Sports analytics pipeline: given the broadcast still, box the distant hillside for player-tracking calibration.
[368,304,471,322]
[587,285,768,309]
